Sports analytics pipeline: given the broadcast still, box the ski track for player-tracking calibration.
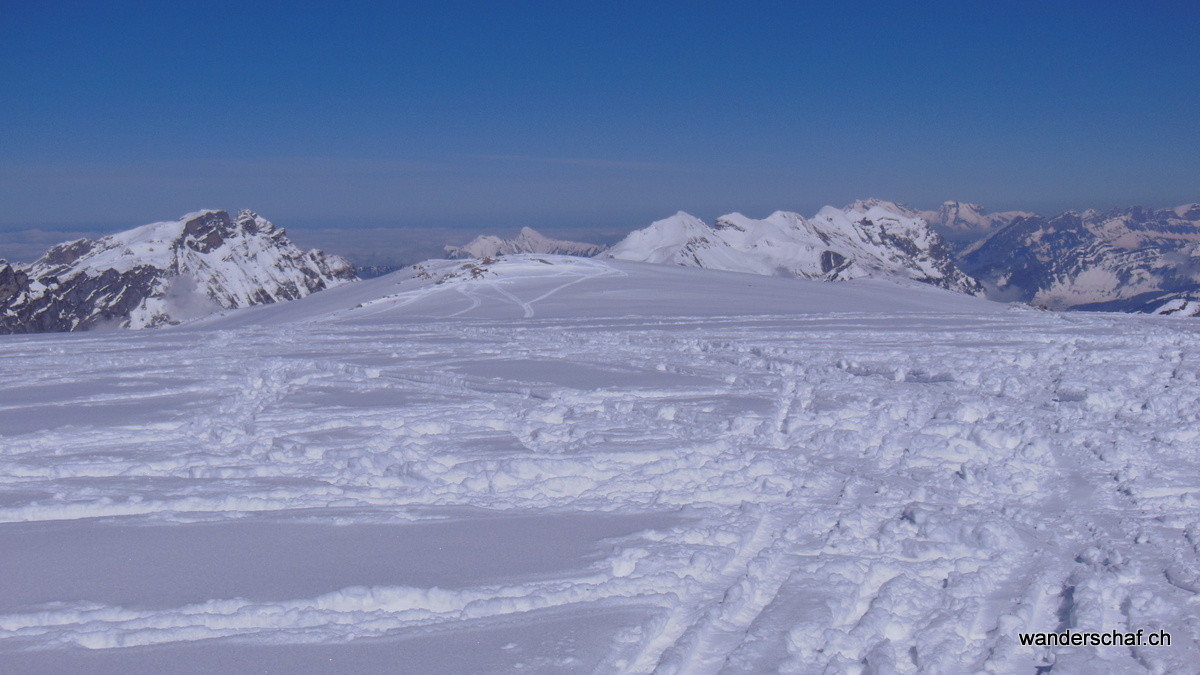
[0,268,1198,672]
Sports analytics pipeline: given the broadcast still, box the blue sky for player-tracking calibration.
[2,1,1198,233]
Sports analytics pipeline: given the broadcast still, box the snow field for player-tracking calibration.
[0,257,1197,673]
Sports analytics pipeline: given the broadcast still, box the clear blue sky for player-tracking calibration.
[2,0,1198,231]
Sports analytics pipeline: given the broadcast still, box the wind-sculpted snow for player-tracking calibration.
[0,256,1197,673]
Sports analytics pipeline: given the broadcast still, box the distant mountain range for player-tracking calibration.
[603,199,982,295]
[4,199,1200,333]
[458,200,1200,317]
[445,227,604,259]
[919,201,1035,236]
[0,209,355,333]
[959,204,1200,313]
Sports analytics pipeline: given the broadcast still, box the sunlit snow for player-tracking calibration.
[0,256,1197,673]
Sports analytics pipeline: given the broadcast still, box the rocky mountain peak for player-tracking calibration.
[0,210,357,334]
[181,210,238,253]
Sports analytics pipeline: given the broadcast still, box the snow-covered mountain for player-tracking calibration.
[0,209,356,333]
[1080,289,1200,317]
[1145,290,1200,316]
[604,199,983,295]
[445,226,605,259]
[919,201,1035,234]
[959,204,1200,310]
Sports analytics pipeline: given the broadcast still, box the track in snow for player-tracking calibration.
[0,257,1197,673]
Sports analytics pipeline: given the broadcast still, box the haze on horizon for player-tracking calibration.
[2,1,1198,238]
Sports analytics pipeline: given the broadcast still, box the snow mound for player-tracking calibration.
[192,254,1000,329]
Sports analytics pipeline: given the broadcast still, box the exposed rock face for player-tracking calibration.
[0,210,357,334]
[445,227,605,259]
[0,262,30,306]
[355,264,403,279]
[604,199,984,295]
[958,205,1200,310]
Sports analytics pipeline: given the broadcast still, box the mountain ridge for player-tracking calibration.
[959,204,1200,312]
[8,198,1200,333]
[0,209,356,333]
[445,226,605,259]
[604,201,984,295]
[919,201,1035,234]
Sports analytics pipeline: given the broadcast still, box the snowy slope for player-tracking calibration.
[0,256,1197,674]
[445,226,605,259]
[960,205,1200,310]
[605,200,983,295]
[0,210,356,333]
[192,255,998,330]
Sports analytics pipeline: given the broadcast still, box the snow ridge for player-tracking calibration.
[605,202,983,295]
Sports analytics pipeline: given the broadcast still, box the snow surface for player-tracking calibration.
[1,255,1198,673]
